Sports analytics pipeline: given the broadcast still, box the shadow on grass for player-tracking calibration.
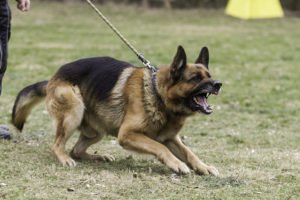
[74,156,246,188]
[199,175,246,189]
[77,156,171,175]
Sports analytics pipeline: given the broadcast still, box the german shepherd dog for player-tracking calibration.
[12,46,222,176]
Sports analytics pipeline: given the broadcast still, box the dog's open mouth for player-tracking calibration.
[189,88,219,114]
[192,92,213,114]
[185,80,222,115]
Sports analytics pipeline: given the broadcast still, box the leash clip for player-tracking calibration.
[138,54,158,73]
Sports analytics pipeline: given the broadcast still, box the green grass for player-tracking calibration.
[1,1,300,199]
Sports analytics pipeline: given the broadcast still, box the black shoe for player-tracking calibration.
[0,125,11,140]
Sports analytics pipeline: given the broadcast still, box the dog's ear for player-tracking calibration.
[195,46,209,69]
[170,45,187,83]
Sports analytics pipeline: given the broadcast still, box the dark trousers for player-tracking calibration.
[0,0,11,95]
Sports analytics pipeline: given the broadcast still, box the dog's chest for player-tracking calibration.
[154,117,184,142]
[144,104,167,129]
[143,71,167,128]
[143,111,185,142]
[142,70,185,141]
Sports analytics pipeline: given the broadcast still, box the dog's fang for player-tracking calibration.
[193,97,199,104]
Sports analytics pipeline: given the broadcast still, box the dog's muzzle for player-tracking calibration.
[188,80,222,114]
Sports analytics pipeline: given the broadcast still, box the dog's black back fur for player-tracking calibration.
[55,57,131,101]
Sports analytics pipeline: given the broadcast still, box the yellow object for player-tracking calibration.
[225,0,284,19]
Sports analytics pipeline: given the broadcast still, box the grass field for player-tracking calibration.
[0,1,300,199]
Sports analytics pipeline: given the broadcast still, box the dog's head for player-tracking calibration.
[161,45,222,115]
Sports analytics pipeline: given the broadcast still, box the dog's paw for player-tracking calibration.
[177,162,191,175]
[193,163,219,176]
[93,154,115,162]
[60,156,77,167]
[168,160,190,175]
[102,154,115,162]
[207,165,219,176]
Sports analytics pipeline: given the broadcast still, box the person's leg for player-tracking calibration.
[0,0,11,140]
[0,0,11,94]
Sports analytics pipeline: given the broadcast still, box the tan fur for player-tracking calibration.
[45,81,85,166]
[12,47,221,176]
[113,67,216,175]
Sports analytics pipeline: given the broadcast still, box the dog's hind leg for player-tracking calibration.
[52,121,78,167]
[46,84,84,167]
[70,126,114,162]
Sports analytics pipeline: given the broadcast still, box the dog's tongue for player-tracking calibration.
[196,96,212,113]
[197,96,209,108]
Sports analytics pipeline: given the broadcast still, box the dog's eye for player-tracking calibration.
[191,75,202,82]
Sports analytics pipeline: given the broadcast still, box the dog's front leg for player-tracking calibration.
[164,135,219,176]
[118,130,190,174]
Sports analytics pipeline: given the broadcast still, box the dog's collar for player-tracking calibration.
[151,71,164,106]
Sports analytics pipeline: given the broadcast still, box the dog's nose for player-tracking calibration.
[213,80,222,90]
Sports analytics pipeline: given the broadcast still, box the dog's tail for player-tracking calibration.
[12,80,48,131]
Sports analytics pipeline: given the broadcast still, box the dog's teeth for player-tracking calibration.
[194,97,198,103]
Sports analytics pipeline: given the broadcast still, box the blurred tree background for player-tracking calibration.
[49,0,300,10]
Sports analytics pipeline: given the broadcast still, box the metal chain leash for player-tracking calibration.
[85,0,158,72]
